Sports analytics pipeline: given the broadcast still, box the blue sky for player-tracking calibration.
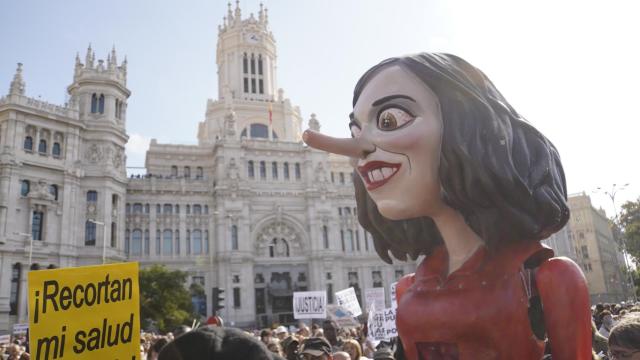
[1,0,639,215]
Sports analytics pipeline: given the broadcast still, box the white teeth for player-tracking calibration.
[368,172,375,182]
[381,167,394,178]
[373,169,384,181]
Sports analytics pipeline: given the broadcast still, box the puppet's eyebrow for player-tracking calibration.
[372,94,416,107]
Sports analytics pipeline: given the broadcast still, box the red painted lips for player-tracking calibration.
[357,161,401,190]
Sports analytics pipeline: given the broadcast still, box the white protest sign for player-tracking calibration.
[335,287,362,317]
[390,282,398,309]
[293,291,326,319]
[365,288,385,311]
[12,323,28,335]
[0,334,10,345]
[368,307,397,341]
[326,304,360,328]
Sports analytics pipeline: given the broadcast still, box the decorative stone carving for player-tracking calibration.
[308,113,320,132]
[113,147,124,168]
[256,220,302,257]
[85,143,102,163]
[227,158,240,180]
[224,110,237,137]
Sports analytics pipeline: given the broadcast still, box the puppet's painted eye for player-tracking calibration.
[377,108,414,131]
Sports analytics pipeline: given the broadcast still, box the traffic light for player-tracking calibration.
[212,287,225,314]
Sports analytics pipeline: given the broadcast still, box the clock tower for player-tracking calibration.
[216,1,276,102]
[198,1,304,144]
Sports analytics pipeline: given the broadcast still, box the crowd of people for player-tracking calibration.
[2,301,640,359]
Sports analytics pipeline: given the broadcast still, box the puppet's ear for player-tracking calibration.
[303,130,374,159]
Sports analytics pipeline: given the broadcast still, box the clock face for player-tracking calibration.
[246,33,260,44]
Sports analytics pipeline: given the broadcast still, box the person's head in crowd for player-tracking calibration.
[275,326,289,340]
[267,339,283,357]
[322,320,339,346]
[261,329,273,344]
[602,311,615,331]
[342,339,362,360]
[149,338,169,360]
[8,344,21,358]
[299,337,333,360]
[333,351,351,360]
[607,314,640,360]
[372,347,395,360]
[282,335,300,360]
[596,304,604,313]
[158,326,282,360]
[298,324,311,338]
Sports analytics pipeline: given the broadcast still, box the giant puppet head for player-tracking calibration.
[303,53,569,263]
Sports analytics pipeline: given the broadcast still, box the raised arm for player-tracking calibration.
[536,257,592,360]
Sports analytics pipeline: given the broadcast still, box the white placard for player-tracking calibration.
[335,287,362,317]
[12,323,28,335]
[293,291,327,319]
[326,304,360,328]
[0,334,10,345]
[368,307,397,341]
[365,287,386,311]
[390,282,398,309]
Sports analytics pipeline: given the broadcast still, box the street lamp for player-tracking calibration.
[14,232,33,267]
[88,219,108,264]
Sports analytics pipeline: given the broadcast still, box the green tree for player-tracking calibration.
[619,198,640,264]
[139,265,196,332]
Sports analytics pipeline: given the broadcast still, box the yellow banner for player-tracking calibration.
[28,262,140,360]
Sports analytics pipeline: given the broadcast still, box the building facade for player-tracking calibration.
[567,193,630,303]
[0,3,413,331]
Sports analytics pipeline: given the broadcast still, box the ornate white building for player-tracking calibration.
[0,2,413,330]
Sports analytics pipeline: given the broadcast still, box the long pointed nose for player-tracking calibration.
[303,130,375,158]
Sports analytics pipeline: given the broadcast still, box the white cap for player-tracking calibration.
[276,325,288,334]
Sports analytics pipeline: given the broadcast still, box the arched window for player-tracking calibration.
[23,136,33,151]
[163,204,172,214]
[240,124,278,139]
[91,93,98,113]
[205,230,209,254]
[111,222,117,248]
[250,54,256,75]
[259,161,266,179]
[231,225,238,250]
[175,204,180,214]
[98,94,105,114]
[32,211,44,241]
[87,190,97,202]
[295,163,301,180]
[184,166,191,179]
[131,229,142,256]
[85,221,96,246]
[196,167,203,179]
[339,172,345,184]
[52,142,61,157]
[258,55,263,75]
[204,205,209,214]
[20,180,30,196]
[283,162,290,179]
[186,205,191,214]
[323,226,329,249]
[175,230,180,255]
[193,229,203,255]
[124,230,130,255]
[171,166,178,177]
[38,139,47,153]
[243,53,248,74]
[49,184,58,201]
[186,230,191,254]
[155,230,161,255]
[193,205,202,214]
[163,229,173,255]
[355,229,360,251]
[347,230,355,252]
[248,160,255,178]
[259,79,264,94]
[272,162,278,179]
[144,204,150,213]
[144,230,150,255]
[133,203,143,213]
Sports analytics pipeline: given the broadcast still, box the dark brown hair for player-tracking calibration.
[608,315,640,350]
[353,53,569,263]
